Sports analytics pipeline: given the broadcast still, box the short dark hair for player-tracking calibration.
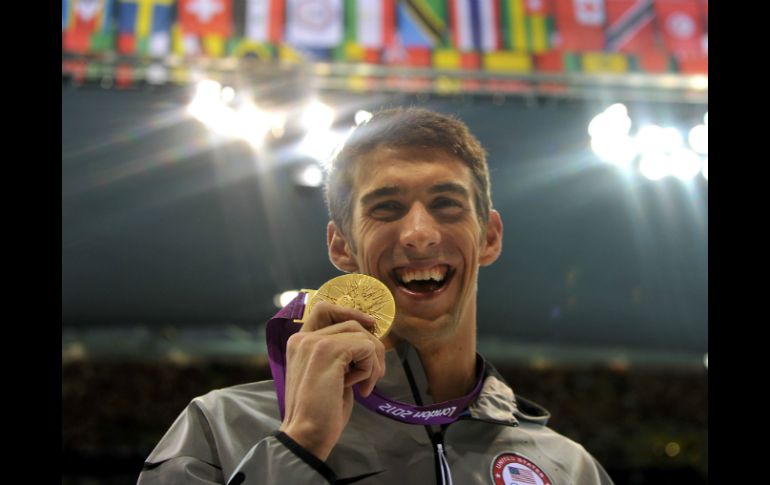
[325,107,492,239]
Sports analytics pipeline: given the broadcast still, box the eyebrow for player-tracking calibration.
[359,182,471,206]
[428,183,471,199]
[360,186,404,207]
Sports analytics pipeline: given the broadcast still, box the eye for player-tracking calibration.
[431,197,464,210]
[369,201,405,219]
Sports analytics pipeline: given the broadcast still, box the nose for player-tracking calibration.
[399,203,441,252]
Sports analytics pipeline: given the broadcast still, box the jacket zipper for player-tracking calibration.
[435,442,453,485]
[401,357,459,485]
[431,429,453,485]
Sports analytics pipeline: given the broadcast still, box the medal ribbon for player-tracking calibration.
[267,293,485,426]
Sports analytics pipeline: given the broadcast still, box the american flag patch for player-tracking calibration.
[507,465,537,484]
[491,452,552,485]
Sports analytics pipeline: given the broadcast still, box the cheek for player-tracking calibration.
[355,226,389,272]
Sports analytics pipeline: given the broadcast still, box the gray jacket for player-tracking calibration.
[138,343,613,484]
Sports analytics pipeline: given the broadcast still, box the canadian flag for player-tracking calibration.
[179,0,233,36]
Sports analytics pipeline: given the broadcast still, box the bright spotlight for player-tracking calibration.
[198,103,240,137]
[639,152,670,181]
[588,104,632,139]
[669,148,703,181]
[236,103,272,146]
[355,110,373,126]
[274,290,300,308]
[302,101,335,131]
[221,86,236,104]
[587,113,608,138]
[299,129,346,162]
[188,80,236,134]
[605,103,628,118]
[636,124,666,154]
[702,158,708,180]
[295,163,324,187]
[591,135,638,168]
[688,124,708,154]
[660,127,684,153]
[193,80,222,103]
[271,113,287,139]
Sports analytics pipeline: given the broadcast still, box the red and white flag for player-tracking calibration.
[654,0,705,59]
[245,0,284,42]
[554,0,606,51]
[179,0,233,36]
[356,0,395,49]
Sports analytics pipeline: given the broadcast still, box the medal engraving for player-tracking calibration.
[303,274,395,340]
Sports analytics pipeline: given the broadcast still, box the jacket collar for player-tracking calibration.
[376,342,551,427]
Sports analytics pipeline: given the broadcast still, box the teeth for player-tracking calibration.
[399,266,447,283]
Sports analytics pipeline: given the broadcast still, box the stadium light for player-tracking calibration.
[221,86,236,104]
[590,135,638,168]
[668,148,703,181]
[588,103,632,139]
[355,110,373,126]
[688,124,708,154]
[302,100,335,131]
[193,80,222,104]
[660,127,684,153]
[294,163,324,187]
[236,102,273,147]
[274,290,300,308]
[299,128,347,163]
[639,152,670,181]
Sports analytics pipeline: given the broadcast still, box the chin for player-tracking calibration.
[391,313,459,344]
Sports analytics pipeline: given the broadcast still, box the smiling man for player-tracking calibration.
[138,108,613,485]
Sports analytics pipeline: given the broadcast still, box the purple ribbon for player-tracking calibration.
[266,293,485,426]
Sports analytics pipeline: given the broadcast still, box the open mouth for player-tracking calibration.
[392,264,453,294]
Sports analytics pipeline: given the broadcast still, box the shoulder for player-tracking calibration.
[191,380,281,420]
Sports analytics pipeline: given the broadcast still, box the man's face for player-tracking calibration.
[329,146,502,345]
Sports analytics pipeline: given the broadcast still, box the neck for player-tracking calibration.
[415,319,477,403]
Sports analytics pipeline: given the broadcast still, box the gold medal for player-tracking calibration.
[295,274,396,340]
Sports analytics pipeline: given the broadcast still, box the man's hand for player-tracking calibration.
[278,301,387,461]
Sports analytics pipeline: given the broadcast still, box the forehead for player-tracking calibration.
[352,146,473,196]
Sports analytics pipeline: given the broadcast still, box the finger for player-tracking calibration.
[342,336,386,397]
[302,300,377,333]
[342,338,377,389]
[361,339,386,396]
[314,321,386,382]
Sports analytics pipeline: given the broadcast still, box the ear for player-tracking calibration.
[479,210,503,267]
[327,221,359,273]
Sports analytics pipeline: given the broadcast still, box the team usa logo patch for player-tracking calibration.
[490,452,553,485]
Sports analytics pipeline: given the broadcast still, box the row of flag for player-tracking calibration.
[62,45,706,96]
[63,0,707,72]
